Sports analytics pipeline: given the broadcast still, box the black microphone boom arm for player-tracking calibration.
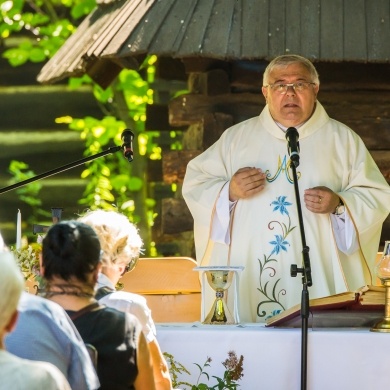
[0,130,133,195]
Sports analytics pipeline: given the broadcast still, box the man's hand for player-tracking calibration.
[304,186,341,214]
[229,167,266,201]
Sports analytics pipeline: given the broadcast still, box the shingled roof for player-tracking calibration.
[37,0,390,87]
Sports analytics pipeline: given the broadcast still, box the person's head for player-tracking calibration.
[262,54,320,127]
[0,251,24,339]
[78,210,143,283]
[41,221,101,285]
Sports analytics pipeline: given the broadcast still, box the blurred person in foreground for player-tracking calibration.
[0,232,99,390]
[0,250,71,390]
[182,54,390,323]
[41,220,156,390]
[79,209,172,390]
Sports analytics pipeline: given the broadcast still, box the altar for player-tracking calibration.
[156,323,390,389]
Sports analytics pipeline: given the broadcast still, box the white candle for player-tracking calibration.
[16,209,21,250]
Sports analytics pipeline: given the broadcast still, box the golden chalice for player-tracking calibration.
[204,269,234,324]
[195,266,244,325]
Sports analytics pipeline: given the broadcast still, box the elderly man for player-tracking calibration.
[182,54,390,323]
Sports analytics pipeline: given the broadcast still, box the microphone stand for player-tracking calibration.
[0,146,122,195]
[288,156,312,390]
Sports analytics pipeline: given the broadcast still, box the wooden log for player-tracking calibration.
[181,58,228,73]
[161,198,193,234]
[319,91,390,150]
[146,104,171,131]
[146,159,163,182]
[182,123,203,150]
[202,112,234,150]
[162,150,201,184]
[169,92,264,127]
[371,151,390,183]
[230,60,265,93]
[0,86,103,131]
[155,58,187,81]
[181,113,234,151]
[188,69,231,96]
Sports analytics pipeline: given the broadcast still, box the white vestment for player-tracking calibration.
[182,102,390,323]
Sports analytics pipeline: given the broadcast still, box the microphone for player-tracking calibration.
[121,129,134,162]
[285,127,300,167]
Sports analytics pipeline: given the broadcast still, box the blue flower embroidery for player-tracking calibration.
[271,196,292,216]
[269,234,290,255]
[257,195,296,318]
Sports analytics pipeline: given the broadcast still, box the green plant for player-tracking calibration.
[1,2,185,256]
[163,352,192,389]
[164,350,244,390]
[7,160,52,235]
[10,242,41,281]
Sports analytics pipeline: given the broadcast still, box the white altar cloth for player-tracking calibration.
[156,323,390,390]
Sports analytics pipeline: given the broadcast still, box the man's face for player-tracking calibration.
[262,63,319,127]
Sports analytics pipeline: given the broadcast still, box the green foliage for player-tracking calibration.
[164,351,244,390]
[1,1,183,255]
[163,352,192,389]
[7,161,51,242]
[0,0,94,66]
[8,160,42,208]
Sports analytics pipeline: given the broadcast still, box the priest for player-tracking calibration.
[182,54,390,323]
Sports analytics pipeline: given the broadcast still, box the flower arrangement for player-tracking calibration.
[10,242,43,285]
[164,350,244,390]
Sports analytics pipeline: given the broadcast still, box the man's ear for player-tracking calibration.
[261,86,268,99]
[5,310,19,333]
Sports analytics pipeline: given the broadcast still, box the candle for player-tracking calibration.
[16,209,21,250]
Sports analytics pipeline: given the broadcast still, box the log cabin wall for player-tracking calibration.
[162,59,390,257]
[0,60,103,245]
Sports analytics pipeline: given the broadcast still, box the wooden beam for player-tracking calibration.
[188,69,231,96]
[169,92,264,127]
[163,150,201,184]
[161,198,193,234]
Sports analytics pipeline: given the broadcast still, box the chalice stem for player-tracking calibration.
[384,281,390,320]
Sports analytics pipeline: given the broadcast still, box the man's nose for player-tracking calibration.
[286,85,296,95]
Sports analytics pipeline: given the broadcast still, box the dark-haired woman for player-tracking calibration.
[40,221,155,390]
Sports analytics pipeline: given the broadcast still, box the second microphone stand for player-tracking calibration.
[288,155,313,390]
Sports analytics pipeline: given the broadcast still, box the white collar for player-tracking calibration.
[96,272,115,290]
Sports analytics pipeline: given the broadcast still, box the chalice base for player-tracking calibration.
[203,298,235,325]
[370,318,390,333]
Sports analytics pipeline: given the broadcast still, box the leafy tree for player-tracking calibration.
[0,0,175,255]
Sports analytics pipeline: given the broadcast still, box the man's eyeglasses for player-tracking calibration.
[264,82,316,94]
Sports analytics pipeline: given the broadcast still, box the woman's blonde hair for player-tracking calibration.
[78,210,143,271]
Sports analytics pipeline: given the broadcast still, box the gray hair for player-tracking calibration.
[0,251,24,331]
[263,54,320,86]
[78,210,143,271]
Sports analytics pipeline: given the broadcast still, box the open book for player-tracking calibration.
[265,285,385,328]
